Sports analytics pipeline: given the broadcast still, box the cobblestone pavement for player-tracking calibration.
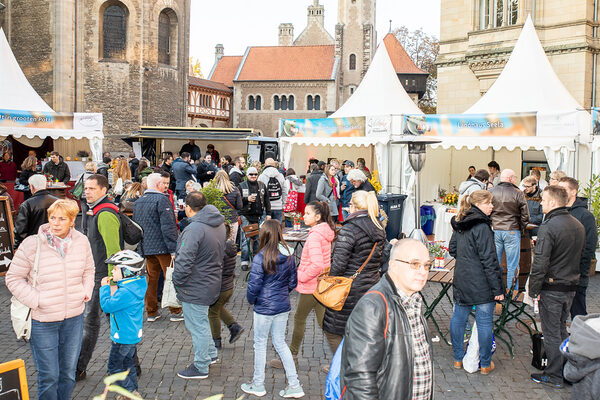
[2,265,599,399]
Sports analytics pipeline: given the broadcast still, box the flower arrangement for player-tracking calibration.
[369,170,382,193]
[428,241,448,258]
[442,192,458,206]
[43,173,55,183]
[289,212,303,229]
[438,187,447,200]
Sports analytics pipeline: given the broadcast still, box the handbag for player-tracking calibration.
[10,236,41,341]
[69,174,84,199]
[283,181,299,213]
[161,258,182,309]
[531,332,548,370]
[314,242,378,311]
[222,195,242,226]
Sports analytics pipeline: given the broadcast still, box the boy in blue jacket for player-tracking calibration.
[100,250,148,397]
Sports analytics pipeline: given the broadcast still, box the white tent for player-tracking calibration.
[0,28,103,160]
[593,136,600,176]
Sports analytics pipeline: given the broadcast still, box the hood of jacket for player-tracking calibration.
[97,161,109,170]
[451,206,491,231]
[229,165,244,176]
[117,275,147,300]
[570,197,589,210]
[568,313,600,359]
[310,222,335,243]
[190,204,225,227]
[345,210,386,243]
[261,166,281,179]
[459,178,485,194]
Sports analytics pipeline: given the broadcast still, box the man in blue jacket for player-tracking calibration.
[173,192,226,380]
[133,173,181,322]
[172,152,197,199]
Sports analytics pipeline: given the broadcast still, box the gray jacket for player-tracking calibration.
[458,177,486,205]
[316,174,338,216]
[562,313,600,400]
[172,205,226,306]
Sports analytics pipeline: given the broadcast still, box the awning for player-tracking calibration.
[429,136,576,151]
[278,136,389,147]
[131,126,258,141]
[0,126,103,140]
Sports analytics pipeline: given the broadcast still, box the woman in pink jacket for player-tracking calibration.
[6,199,94,400]
[271,201,335,369]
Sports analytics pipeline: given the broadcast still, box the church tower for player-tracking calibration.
[336,0,376,104]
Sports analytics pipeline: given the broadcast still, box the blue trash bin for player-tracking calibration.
[420,205,436,236]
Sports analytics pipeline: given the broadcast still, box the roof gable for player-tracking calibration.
[209,56,243,88]
[383,33,428,75]
[189,76,232,93]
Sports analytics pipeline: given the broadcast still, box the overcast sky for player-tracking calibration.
[189,0,441,78]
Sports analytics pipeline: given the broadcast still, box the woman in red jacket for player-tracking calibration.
[271,201,335,369]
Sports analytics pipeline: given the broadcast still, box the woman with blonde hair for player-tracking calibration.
[113,158,132,194]
[120,182,144,214]
[322,190,386,356]
[6,199,95,399]
[214,170,242,240]
[449,190,504,375]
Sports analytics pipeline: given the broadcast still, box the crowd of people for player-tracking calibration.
[3,146,599,399]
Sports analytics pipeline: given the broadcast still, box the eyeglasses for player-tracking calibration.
[248,173,258,176]
[394,259,434,272]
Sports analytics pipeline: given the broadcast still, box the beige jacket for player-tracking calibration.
[6,225,95,322]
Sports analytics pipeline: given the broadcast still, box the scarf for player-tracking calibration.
[42,226,72,258]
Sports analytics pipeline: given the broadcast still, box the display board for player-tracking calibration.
[403,113,537,137]
[0,359,29,400]
[280,117,365,138]
[0,196,14,275]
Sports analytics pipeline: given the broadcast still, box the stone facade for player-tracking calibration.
[1,0,190,152]
[437,0,598,113]
[293,1,334,46]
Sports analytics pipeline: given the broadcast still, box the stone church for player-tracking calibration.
[208,0,426,136]
[0,0,190,151]
[437,0,598,113]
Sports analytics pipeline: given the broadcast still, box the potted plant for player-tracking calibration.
[428,241,448,268]
[77,150,90,161]
[582,174,600,273]
[290,212,303,230]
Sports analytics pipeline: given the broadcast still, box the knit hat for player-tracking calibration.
[247,167,258,175]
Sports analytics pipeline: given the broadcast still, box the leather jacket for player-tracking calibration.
[490,182,529,231]
[341,274,433,400]
[14,190,58,248]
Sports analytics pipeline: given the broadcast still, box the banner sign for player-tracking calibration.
[0,109,74,130]
[402,113,537,137]
[366,116,392,136]
[280,117,365,138]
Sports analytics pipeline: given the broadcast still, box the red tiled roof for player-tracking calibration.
[189,76,232,93]
[210,56,243,87]
[383,33,428,75]
[236,45,336,81]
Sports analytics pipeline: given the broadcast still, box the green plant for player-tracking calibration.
[200,181,232,224]
[428,241,448,258]
[582,174,600,246]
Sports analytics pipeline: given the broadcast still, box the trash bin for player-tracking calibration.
[420,205,436,236]
[377,193,407,241]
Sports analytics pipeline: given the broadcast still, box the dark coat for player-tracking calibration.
[528,207,585,297]
[87,196,123,280]
[323,210,386,337]
[221,240,237,293]
[42,160,71,183]
[304,169,323,205]
[525,195,543,236]
[239,180,270,223]
[14,190,58,247]
[229,166,245,188]
[356,180,375,193]
[449,206,504,305]
[172,158,197,192]
[17,169,35,187]
[129,158,139,178]
[223,189,242,221]
[180,143,201,161]
[197,160,218,185]
[341,274,433,400]
[173,205,225,306]
[246,245,297,315]
[133,190,178,256]
[562,313,600,400]
[568,198,598,288]
[161,162,176,191]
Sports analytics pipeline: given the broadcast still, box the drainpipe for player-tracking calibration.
[592,0,598,108]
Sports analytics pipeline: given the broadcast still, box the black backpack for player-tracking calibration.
[93,203,143,245]
[267,176,282,201]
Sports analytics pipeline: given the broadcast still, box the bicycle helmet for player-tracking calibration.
[106,250,145,278]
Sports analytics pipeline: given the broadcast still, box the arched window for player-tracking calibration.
[101,2,127,60]
[274,95,281,110]
[288,95,294,110]
[158,8,178,66]
[314,95,321,110]
[281,95,288,111]
[307,95,314,111]
[349,54,356,70]
[256,95,262,110]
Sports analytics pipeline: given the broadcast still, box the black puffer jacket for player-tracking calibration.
[568,198,598,288]
[449,206,504,305]
[323,210,386,336]
[221,240,237,292]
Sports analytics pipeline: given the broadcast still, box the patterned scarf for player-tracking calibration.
[42,226,72,258]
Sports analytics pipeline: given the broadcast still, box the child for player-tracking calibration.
[243,220,305,399]
[100,250,148,399]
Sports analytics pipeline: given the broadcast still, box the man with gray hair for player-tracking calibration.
[490,169,529,291]
[341,239,433,399]
[133,173,181,322]
[14,174,58,248]
[347,168,375,192]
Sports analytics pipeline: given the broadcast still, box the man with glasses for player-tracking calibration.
[521,176,543,236]
[239,167,271,270]
[341,239,433,399]
[490,169,529,292]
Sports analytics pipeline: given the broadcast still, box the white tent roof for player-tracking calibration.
[0,28,54,113]
[330,42,423,118]
[466,16,584,114]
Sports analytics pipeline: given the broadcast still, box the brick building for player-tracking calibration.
[0,0,190,152]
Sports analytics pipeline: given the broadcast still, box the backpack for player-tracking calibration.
[93,203,143,246]
[267,176,283,201]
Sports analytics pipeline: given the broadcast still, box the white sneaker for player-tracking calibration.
[147,314,161,322]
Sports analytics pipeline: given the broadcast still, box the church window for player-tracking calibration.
[274,96,281,110]
[479,0,491,29]
[349,54,356,70]
[314,95,321,110]
[101,2,128,60]
[249,96,255,110]
[495,0,503,28]
[508,0,518,25]
[281,95,288,111]
[307,95,314,111]
[158,8,178,67]
[256,95,262,110]
[350,86,355,95]
[289,95,295,110]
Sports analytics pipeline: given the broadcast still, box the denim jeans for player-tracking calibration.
[494,230,521,291]
[182,302,218,373]
[107,342,138,392]
[450,302,495,368]
[241,216,260,263]
[30,314,84,400]
[271,209,283,223]
[252,311,300,387]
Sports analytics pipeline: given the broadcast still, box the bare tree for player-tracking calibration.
[393,27,439,114]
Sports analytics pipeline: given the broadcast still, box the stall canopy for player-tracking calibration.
[0,28,103,160]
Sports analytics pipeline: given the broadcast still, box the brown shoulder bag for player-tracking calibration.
[313,242,378,311]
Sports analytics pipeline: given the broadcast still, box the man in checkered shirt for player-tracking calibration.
[341,239,433,399]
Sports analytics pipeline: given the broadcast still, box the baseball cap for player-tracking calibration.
[247,167,258,175]
[343,160,355,167]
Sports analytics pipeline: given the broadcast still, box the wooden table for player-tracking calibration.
[46,184,69,199]
[421,258,456,345]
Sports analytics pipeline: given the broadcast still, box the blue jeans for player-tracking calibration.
[450,302,495,368]
[241,216,260,263]
[30,314,84,400]
[107,342,138,392]
[252,311,299,387]
[271,209,283,223]
[494,230,521,291]
[182,302,218,373]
